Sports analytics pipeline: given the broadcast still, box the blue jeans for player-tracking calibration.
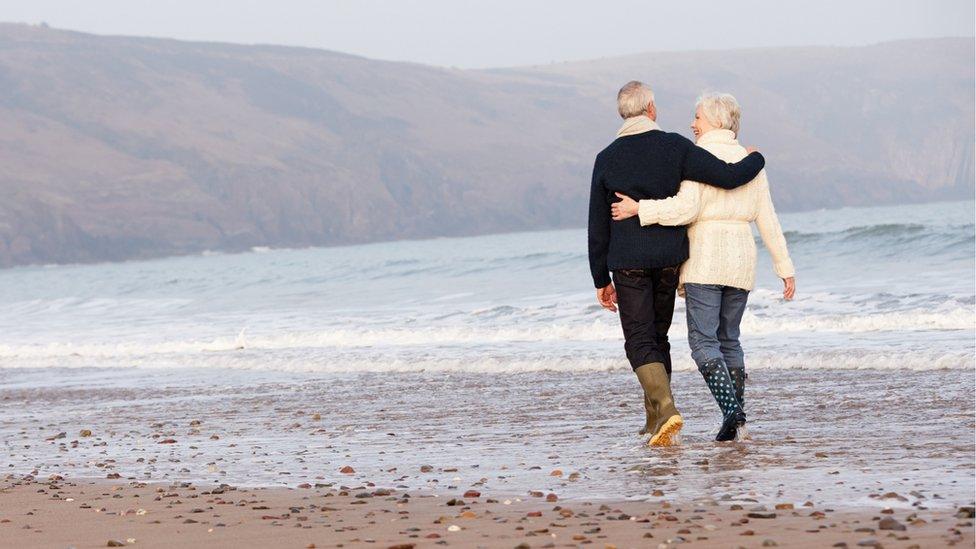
[684,283,749,370]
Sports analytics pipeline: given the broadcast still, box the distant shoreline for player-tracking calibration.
[2,199,972,272]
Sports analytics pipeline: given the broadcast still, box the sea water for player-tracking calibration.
[0,200,972,373]
[0,200,973,505]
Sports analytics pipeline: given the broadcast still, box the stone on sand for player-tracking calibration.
[748,512,777,519]
[878,517,906,531]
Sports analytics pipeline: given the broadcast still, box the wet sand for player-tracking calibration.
[2,475,972,548]
[1,367,973,547]
[2,368,972,506]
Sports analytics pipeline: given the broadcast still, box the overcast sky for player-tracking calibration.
[3,0,973,68]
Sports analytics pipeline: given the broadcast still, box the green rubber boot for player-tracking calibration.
[638,390,655,436]
[634,362,683,447]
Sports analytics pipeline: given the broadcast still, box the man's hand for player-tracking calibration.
[745,146,760,154]
[596,283,618,312]
[611,193,639,221]
[782,277,796,300]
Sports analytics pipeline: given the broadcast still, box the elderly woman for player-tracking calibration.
[611,92,796,441]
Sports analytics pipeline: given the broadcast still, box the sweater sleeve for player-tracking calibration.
[637,180,703,227]
[753,171,795,279]
[587,154,612,289]
[679,135,765,190]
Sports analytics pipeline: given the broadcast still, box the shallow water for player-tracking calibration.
[1,367,972,509]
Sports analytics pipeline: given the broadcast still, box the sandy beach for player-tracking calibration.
[1,366,974,548]
[3,475,972,548]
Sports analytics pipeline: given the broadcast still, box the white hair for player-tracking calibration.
[616,81,655,119]
[696,92,741,135]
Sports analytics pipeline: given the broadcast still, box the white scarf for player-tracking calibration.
[616,115,661,138]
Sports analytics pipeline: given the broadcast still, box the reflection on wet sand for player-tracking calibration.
[0,367,972,512]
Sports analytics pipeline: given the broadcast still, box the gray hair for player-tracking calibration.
[696,92,741,135]
[616,81,655,119]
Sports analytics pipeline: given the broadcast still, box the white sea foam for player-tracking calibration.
[0,304,970,360]
[0,348,969,373]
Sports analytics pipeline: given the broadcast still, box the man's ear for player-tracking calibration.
[647,102,657,121]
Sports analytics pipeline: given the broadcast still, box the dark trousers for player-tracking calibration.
[612,265,681,374]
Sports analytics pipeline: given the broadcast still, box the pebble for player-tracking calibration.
[762,539,778,546]
[747,512,777,519]
[80,429,92,437]
[106,541,124,547]
[877,517,906,531]
[339,466,355,474]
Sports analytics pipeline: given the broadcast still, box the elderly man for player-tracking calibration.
[587,81,764,446]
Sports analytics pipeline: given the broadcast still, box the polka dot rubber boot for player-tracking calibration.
[697,358,746,441]
[728,367,747,440]
[728,367,746,409]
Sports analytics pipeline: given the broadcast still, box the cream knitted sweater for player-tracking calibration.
[637,129,795,292]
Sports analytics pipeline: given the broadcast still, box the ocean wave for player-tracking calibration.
[0,305,970,360]
[0,349,970,373]
[782,222,974,245]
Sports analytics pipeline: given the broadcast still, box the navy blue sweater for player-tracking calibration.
[587,130,766,288]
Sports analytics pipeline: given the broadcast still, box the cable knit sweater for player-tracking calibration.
[636,129,795,292]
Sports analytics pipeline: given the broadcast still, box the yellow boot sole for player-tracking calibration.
[648,414,683,447]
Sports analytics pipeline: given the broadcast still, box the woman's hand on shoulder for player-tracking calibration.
[782,277,795,301]
[611,193,639,221]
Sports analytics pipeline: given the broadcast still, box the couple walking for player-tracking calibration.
[587,81,795,446]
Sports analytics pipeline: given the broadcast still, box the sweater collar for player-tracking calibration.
[616,115,660,138]
[696,128,737,146]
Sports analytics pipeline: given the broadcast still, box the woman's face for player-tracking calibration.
[691,106,717,140]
